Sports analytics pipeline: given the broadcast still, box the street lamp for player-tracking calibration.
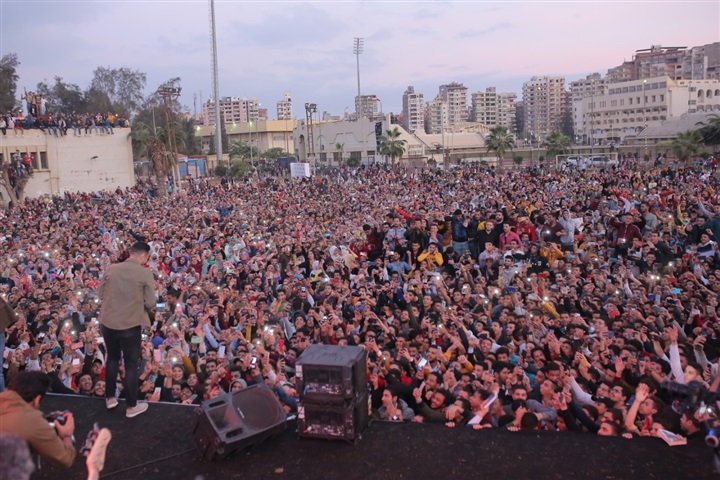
[590,79,595,155]
[248,121,254,166]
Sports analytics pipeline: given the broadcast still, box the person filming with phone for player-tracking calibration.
[0,371,77,468]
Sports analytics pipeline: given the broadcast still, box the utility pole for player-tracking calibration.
[354,38,365,164]
[158,86,182,193]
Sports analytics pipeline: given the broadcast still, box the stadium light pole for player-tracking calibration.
[354,37,366,164]
[209,0,223,167]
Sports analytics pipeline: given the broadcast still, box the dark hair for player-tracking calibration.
[8,371,51,403]
[520,411,540,430]
[130,242,151,256]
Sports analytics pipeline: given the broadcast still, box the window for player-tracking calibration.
[619,99,624,106]
[651,95,656,103]
[629,98,633,105]
[39,152,48,170]
[660,95,664,102]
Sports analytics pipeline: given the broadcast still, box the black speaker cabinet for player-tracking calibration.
[295,344,367,404]
[192,384,287,461]
[297,391,369,443]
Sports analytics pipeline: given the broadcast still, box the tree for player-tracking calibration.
[35,76,86,114]
[0,153,33,207]
[0,53,20,112]
[130,122,175,196]
[228,140,257,161]
[334,142,345,166]
[88,66,147,118]
[543,131,572,161]
[696,114,720,147]
[379,127,407,165]
[262,147,286,162]
[560,111,574,139]
[484,125,515,173]
[670,130,703,165]
[513,156,524,167]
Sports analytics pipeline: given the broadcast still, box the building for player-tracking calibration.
[277,91,292,120]
[438,82,468,125]
[569,73,609,144]
[522,76,568,141]
[0,129,134,200]
[402,86,425,133]
[514,101,525,136]
[572,76,720,146]
[354,95,380,120]
[470,87,517,131]
[425,98,447,135]
[197,120,296,158]
[606,43,720,83]
[202,97,260,126]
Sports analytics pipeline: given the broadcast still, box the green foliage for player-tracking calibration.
[379,127,407,165]
[0,53,20,112]
[88,66,147,118]
[214,164,228,177]
[346,156,361,167]
[228,140,258,161]
[484,126,515,172]
[513,156,524,166]
[229,160,253,178]
[543,131,572,159]
[670,130,703,163]
[35,76,86,114]
[696,114,720,146]
[262,147,286,161]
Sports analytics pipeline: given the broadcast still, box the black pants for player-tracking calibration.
[101,324,141,408]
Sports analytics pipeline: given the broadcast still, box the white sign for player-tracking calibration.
[290,162,311,178]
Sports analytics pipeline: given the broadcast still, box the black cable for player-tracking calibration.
[99,447,196,478]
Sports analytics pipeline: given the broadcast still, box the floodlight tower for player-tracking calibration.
[209,0,223,166]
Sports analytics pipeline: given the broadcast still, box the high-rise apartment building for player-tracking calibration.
[522,76,568,141]
[402,86,425,133]
[355,95,380,120]
[277,91,292,120]
[438,82,468,125]
[606,43,720,83]
[202,97,259,126]
[470,87,517,131]
[425,99,447,135]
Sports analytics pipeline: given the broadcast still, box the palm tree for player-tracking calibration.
[696,114,720,147]
[130,121,175,196]
[334,142,345,167]
[670,130,703,166]
[379,127,407,166]
[543,131,572,164]
[484,125,515,172]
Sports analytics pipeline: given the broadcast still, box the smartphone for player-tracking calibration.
[153,349,162,362]
[482,391,499,409]
[190,336,202,344]
[707,306,715,314]
[671,288,681,295]
[489,369,495,376]
[96,336,105,344]
[507,286,517,293]
[72,358,81,365]
[417,358,428,369]
[153,387,162,397]
[653,306,663,313]
[250,356,258,369]
[156,303,166,309]
[218,346,226,358]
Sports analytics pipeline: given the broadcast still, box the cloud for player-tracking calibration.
[458,22,513,39]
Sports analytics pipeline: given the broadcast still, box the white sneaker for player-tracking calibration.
[105,397,119,410]
[126,402,148,418]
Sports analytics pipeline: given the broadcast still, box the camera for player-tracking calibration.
[45,411,68,429]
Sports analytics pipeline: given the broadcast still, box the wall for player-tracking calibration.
[0,128,134,199]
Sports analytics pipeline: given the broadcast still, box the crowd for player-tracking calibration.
[1,160,720,454]
[1,104,128,137]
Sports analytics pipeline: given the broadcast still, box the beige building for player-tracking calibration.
[0,129,134,200]
[438,82,468,125]
[197,119,296,157]
[569,73,609,144]
[522,76,568,141]
[573,76,720,145]
[277,91,292,121]
[202,97,260,126]
[354,95,380,121]
[425,99,447,135]
[470,87,517,131]
[401,86,425,133]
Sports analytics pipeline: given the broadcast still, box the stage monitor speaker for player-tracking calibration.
[296,345,367,404]
[297,391,369,443]
[192,384,287,462]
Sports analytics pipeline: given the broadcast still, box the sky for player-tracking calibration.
[1,0,719,119]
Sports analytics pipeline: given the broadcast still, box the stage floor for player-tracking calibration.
[33,394,714,480]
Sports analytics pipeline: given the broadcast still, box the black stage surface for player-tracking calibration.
[35,394,715,480]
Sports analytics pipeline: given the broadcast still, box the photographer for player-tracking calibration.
[0,371,76,468]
